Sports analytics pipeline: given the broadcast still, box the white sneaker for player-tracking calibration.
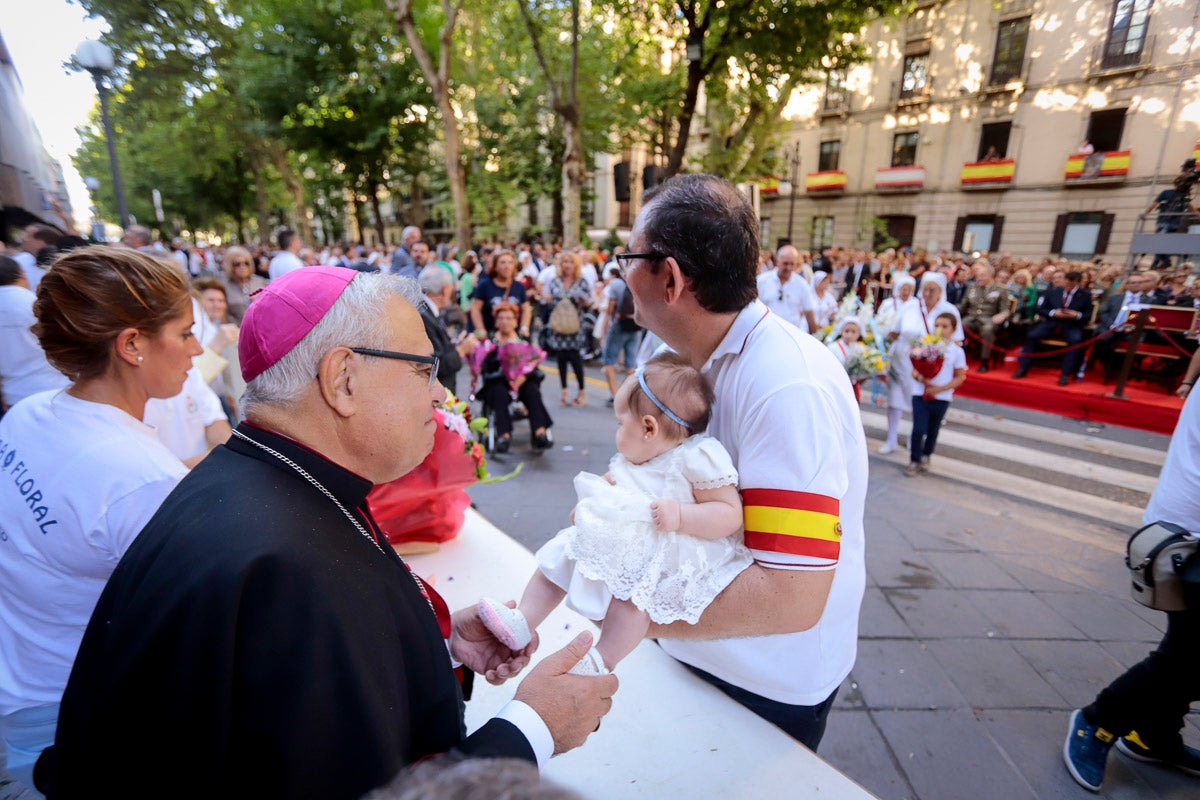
[477,598,532,650]
[877,443,896,455]
[567,646,610,676]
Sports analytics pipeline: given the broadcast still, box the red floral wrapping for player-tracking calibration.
[912,356,944,381]
[368,410,480,546]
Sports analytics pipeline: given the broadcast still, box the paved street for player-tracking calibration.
[468,364,1194,800]
[1,364,1187,800]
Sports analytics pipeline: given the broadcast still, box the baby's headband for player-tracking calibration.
[635,365,692,431]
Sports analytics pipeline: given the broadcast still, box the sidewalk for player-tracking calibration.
[821,446,1192,799]
[470,366,1193,799]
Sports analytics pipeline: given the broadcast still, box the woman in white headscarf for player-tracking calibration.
[880,272,963,454]
[812,270,839,329]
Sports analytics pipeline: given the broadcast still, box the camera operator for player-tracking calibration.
[1145,160,1199,268]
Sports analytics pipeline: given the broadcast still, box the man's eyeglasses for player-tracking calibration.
[349,347,439,390]
[614,252,666,269]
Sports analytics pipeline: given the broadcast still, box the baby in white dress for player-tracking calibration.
[479,353,750,675]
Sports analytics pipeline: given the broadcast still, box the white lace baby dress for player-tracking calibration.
[535,433,752,625]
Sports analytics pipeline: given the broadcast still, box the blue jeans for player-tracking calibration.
[683,663,839,751]
[602,327,641,368]
[910,395,950,465]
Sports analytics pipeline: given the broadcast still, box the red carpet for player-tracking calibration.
[958,355,1184,435]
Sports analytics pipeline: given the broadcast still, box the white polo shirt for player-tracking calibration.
[268,251,304,281]
[658,300,868,706]
[143,368,226,460]
[1144,386,1200,532]
[0,286,69,407]
[756,270,816,333]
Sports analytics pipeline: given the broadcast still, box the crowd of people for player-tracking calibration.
[1,181,1197,798]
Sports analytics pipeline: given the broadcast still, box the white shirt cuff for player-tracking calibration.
[496,700,554,769]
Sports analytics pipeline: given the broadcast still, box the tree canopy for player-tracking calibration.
[73,0,906,244]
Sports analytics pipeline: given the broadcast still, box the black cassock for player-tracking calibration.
[38,423,531,799]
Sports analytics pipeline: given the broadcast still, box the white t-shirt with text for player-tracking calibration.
[0,391,186,716]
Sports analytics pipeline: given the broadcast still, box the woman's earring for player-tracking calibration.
[136,356,144,362]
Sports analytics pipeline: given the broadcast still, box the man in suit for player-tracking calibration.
[418,264,476,395]
[840,250,870,300]
[1014,270,1094,385]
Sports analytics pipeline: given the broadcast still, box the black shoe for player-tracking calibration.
[1117,733,1200,776]
[977,363,989,374]
[605,397,615,408]
[1057,375,1070,386]
[494,436,511,454]
[1013,368,1029,379]
[532,431,553,450]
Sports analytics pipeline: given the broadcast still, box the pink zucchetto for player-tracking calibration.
[238,266,357,382]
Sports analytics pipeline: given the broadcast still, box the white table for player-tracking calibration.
[406,510,877,799]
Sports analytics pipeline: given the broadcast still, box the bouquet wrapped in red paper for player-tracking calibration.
[909,334,948,399]
[368,393,518,553]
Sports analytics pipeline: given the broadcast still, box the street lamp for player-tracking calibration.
[777,141,801,244]
[75,39,129,230]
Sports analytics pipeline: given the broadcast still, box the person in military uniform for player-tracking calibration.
[958,262,1010,372]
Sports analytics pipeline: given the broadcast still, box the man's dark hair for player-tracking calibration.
[1065,270,1083,282]
[0,254,24,286]
[277,229,295,251]
[29,224,59,246]
[639,174,758,313]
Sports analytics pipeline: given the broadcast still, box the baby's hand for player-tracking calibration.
[650,499,681,532]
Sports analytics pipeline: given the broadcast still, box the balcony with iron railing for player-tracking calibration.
[905,12,933,42]
[1064,150,1131,186]
[893,78,933,108]
[821,91,849,117]
[983,56,1031,94]
[1090,34,1155,76]
[997,0,1035,20]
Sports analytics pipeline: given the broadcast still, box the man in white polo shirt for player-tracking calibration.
[267,229,304,281]
[757,244,818,333]
[625,174,867,750]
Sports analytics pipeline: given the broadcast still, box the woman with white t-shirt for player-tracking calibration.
[0,246,198,787]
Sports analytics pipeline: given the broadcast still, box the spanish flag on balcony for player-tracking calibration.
[742,488,841,565]
[756,176,782,195]
[1192,142,1200,162]
[1065,150,1131,178]
[961,159,1015,184]
[805,170,848,192]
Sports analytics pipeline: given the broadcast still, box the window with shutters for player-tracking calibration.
[1103,0,1153,70]
[892,132,920,167]
[990,17,1030,85]
[818,140,842,172]
[953,214,1005,253]
[978,122,1013,160]
[899,53,929,100]
[812,216,835,250]
[1051,212,1115,258]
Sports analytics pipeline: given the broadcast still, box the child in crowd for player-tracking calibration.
[905,312,966,476]
[478,352,750,675]
[828,316,867,402]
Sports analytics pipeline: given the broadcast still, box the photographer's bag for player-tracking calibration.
[1126,521,1197,611]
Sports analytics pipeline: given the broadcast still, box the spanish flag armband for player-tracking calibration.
[741,488,841,567]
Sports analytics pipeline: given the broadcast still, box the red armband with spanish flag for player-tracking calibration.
[741,488,842,569]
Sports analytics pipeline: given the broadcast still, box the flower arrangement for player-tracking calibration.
[909,333,948,398]
[845,349,888,384]
[439,392,520,484]
[367,391,519,553]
